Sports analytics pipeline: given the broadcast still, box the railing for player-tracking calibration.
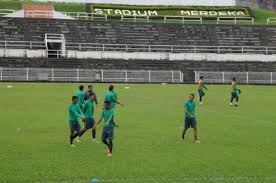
[0,9,15,16]
[217,17,255,25]
[62,12,107,21]
[1,41,276,54]
[121,15,150,22]
[164,16,203,24]
[195,71,276,84]
[267,17,276,25]
[25,10,53,18]
[0,67,183,83]
[66,43,276,54]
[45,33,65,41]
[1,41,276,55]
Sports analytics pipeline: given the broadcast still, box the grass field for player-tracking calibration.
[0,83,276,183]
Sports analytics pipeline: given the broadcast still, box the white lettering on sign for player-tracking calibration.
[93,8,246,17]
[93,8,159,16]
[180,10,246,16]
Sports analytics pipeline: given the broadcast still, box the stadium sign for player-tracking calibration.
[88,4,251,18]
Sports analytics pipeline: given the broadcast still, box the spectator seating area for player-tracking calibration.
[1,17,276,47]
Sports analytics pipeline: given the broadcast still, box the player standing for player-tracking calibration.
[84,85,98,106]
[105,85,124,109]
[197,76,208,105]
[68,96,85,147]
[76,85,85,110]
[80,94,99,143]
[181,94,200,143]
[93,101,116,157]
[230,77,241,107]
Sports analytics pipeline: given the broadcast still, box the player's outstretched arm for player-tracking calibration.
[116,101,125,107]
[93,116,103,129]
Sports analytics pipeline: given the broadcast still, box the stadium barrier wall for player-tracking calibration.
[0,67,183,83]
[1,48,276,62]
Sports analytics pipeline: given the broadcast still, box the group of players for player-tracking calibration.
[68,84,124,157]
[68,77,241,157]
[182,76,241,142]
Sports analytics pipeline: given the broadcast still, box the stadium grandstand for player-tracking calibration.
[0,0,276,83]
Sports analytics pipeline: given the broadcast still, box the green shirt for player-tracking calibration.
[69,103,84,122]
[231,82,239,94]
[101,108,115,128]
[76,90,85,105]
[83,100,94,119]
[105,91,118,109]
[184,100,196,118]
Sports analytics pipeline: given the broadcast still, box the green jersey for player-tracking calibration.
[69,103,84,122]
[231,81,239,94]
[105,91,118,108]
[101,108,115,128]
[76,90,85,105]
[83,100,94,119]
[184,100,196,118]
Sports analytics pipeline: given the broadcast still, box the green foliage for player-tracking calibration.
[0,83,276,182]
[89,4,250,18]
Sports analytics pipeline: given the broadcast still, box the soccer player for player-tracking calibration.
[230,77,241,107]
[181,93,200,143]
[80,94,99,143]
[93,101,115,157]
[84,84,98,106]
[104,85,124,109]
[197,76,208,105]
[76,85,85,110]
[68,96,85,147]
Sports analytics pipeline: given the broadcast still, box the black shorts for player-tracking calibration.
[69,121,81,132]
[84,118,95,129]
[102,127,114,141]
[184,117,197,128]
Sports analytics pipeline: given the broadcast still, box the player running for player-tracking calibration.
[105,85,124,109]
[68,96,85,147]
[230,77,241,107]
[93,101,116,157]
[80,94,99,143]
[84,84,98,106]
[181,93,200,143]
[197,76,208,105]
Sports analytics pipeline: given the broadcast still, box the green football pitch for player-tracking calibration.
[0,82,276,183]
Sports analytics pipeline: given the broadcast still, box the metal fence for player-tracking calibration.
[194,71,276,84]
[0,67,183,83]
[2,41,276,55]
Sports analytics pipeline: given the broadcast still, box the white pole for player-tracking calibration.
[194,71,197,83]
[171,70,174,83]
[246,72,249,84]
[148,70,151,83]
[52,68,54,81]
[179,71,181,83]
[271,72,273,84]
[222,71,225,83]
[101,69,104,82]
[0,67,2,81]
[26,68,29,81]
[77,68,79,82]
[125,70,128,83]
